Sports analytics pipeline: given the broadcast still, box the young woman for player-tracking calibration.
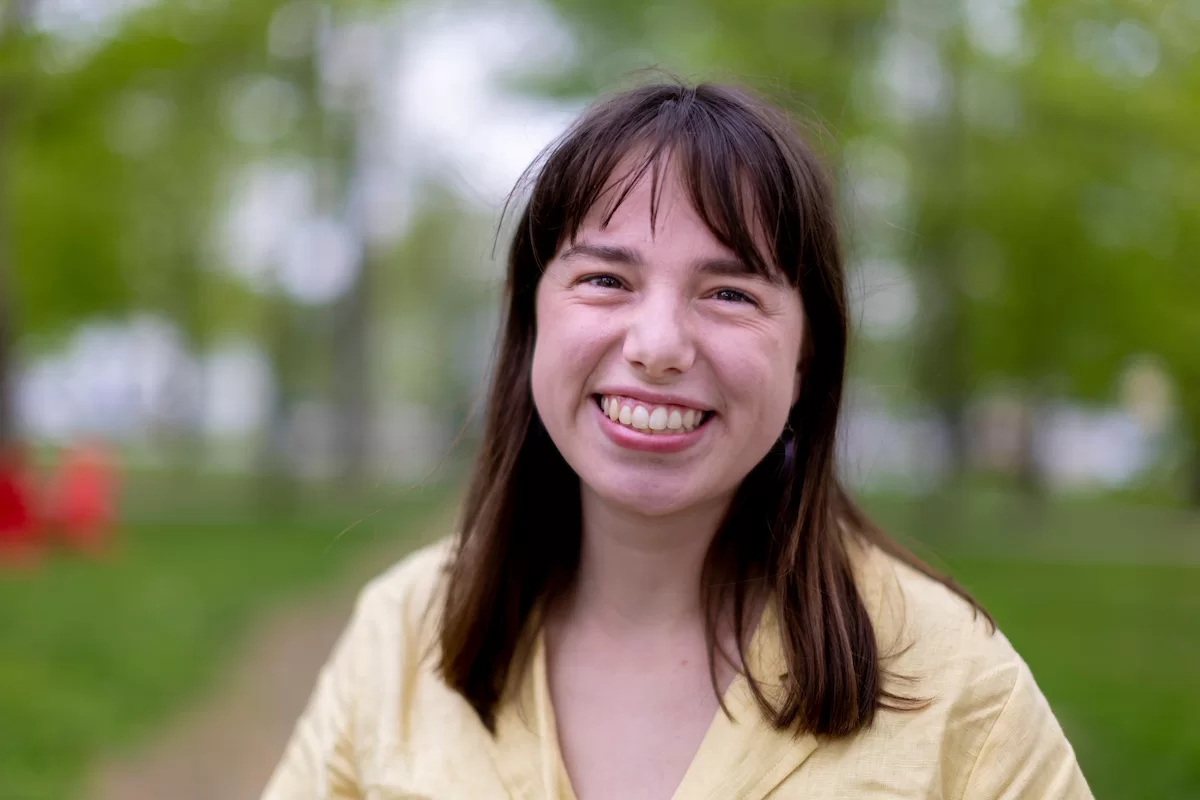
[264,82,1092,799]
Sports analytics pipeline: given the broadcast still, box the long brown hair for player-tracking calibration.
[439,80,988,736]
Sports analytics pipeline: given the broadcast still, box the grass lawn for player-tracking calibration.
[947,558,1200,800]
[0,474,452,800]
[867,492,1200,800]
[2,479,1195,799]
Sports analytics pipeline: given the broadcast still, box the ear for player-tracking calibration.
[792,364,802,406]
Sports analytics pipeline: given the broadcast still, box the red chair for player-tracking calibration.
[46,442,117,554]
[0,447,39,565]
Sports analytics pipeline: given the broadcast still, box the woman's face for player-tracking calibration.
[531,166,805,518]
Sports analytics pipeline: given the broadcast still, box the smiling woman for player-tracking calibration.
[531,158,805,520]
[262,82,1094,800]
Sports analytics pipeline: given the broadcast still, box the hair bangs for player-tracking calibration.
[521,84,801,286]
[676,104,798,286]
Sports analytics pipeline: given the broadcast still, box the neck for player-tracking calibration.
[564,486,731,631]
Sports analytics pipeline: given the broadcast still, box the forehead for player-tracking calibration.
[572,153,774,265]
[582,165,714,242]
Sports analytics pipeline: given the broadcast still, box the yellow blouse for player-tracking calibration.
[263,538,1093,799]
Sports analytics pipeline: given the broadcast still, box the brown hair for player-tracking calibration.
[438,80,988,736]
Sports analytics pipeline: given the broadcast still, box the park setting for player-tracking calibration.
[0,0,1198,797]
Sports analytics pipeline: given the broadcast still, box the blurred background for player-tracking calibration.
[0,0,1196,797]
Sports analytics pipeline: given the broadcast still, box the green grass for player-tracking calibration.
[0,476,451,800]
[947,559,1200,800]
[867,492,1200,800]
[2,480,1196,799]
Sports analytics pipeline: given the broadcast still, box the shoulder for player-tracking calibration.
[852,540,1018,699]
[350,536,456,643]
[310,536,457,695]
[261,537,462,796]
[846,541,1092,798]
[324,536,457,727]
[359,536,456,610]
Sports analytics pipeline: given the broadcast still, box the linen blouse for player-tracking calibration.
[262,537,1093,799]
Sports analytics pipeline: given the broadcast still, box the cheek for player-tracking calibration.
[534,315,597,378]
[710,330,800,422]
[531,298,606,413]
[530,290,560,418]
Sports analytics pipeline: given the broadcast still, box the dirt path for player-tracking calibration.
[84,510,454,800]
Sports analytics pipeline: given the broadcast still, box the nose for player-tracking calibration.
[622,292,696,378]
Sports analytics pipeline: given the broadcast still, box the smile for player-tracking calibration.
[596,394,712,435]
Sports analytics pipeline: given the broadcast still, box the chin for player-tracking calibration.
[585,470,709,518]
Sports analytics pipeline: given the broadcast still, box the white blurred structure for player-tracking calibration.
[18,0,1179,491]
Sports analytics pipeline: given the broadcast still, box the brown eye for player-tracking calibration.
[585,275,623,289]
[713,288,755,304]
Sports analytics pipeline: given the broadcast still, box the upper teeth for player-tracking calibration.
[600,395,705,433]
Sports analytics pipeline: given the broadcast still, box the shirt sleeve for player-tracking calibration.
[260,587,377,800]
[960,660,1093,800]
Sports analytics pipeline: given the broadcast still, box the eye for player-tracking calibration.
[583,274,624,290]
[711,288,756,305]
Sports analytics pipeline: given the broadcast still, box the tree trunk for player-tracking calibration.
[257,292,300,515]
[912,19,971,485]
[1014,394,1048,513]
[161,241,207,468]
[1186,406,1200,508]
[926,308,969,478]
[333,247,372,486]
[0,0,33,450]
[1187,443,1200,508]
[0,159,17,449]
[315,19,370,489]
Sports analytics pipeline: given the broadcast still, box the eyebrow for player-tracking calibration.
[559,242,644,266]
[560,240,779,283]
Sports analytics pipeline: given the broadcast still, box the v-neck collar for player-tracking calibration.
[487,632,572,800]
[486,600,820,800]
[669,601,819,800]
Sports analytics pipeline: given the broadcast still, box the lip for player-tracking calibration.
[593,386,713,412]
[592,400,711,454]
